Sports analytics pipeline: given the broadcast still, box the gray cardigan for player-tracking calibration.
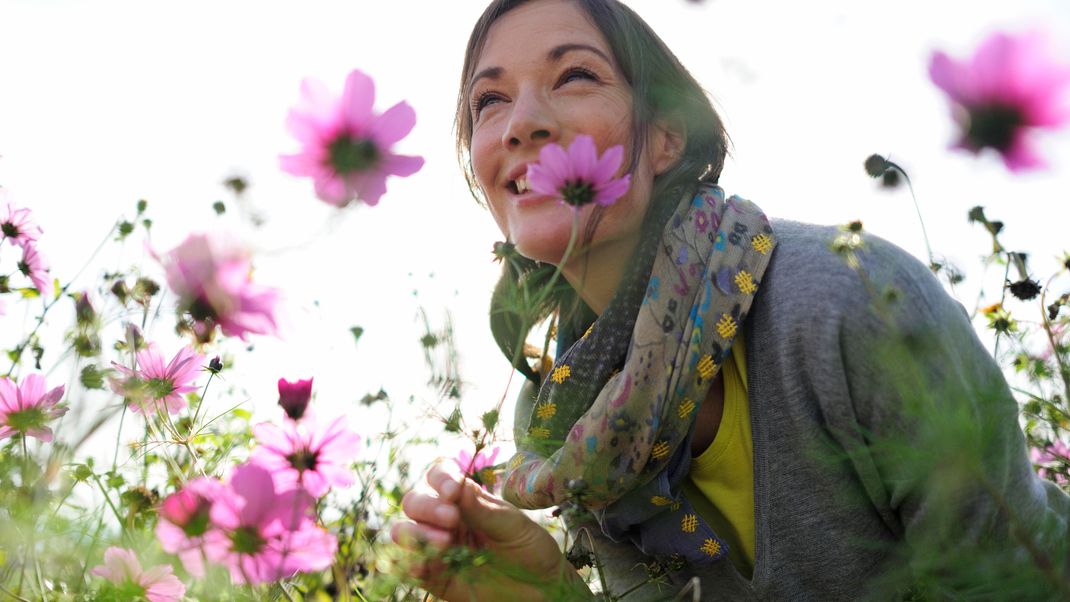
[551,220,1070,600]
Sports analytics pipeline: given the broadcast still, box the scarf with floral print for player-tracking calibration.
[501,183,775,566]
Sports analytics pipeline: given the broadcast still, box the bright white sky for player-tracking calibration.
[2,0,1069,460]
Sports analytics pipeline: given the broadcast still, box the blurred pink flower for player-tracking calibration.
[280,69,424,207]
[277,377,313,421]
[0,373,66,442]
[526,134,631,207]
[0,192,42,249]
[110,343,205,415]
[929,31,1070,171]
[1031,440,1070,485]
[91,546,186,602]
[454,445,500,491]
[18,243,51,295]
[204,463,336,584]
[251,414,360,497]
[156,476,224,577]
[156,233,279,341]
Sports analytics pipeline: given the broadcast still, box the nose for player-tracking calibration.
[501,89,559,149]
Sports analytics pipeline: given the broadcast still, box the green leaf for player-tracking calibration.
[350,326,364,344]
[231,408,252,421]
[481,409,499,432]
[136,199,147,214]
[444,407,462,433]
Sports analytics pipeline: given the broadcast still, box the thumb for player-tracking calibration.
[456,478,531,544]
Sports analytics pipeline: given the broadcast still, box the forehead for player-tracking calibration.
[475,0,612,70]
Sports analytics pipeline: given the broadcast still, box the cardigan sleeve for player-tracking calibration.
[823,232,1070,594]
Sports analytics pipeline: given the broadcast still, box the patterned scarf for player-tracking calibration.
[501,183,775,566]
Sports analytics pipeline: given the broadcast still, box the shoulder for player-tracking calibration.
[755,218,964,333]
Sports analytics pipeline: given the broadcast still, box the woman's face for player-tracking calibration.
[468,0,674,267]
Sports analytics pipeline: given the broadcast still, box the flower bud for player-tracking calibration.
[278,377,313,421]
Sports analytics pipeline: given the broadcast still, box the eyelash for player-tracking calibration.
[470,66,601,118]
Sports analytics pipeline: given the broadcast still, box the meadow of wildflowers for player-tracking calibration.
[0,13,1068,602]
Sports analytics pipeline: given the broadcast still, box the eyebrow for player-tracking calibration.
[468,43,612,90]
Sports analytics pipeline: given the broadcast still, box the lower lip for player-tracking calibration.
[514,191,556,208]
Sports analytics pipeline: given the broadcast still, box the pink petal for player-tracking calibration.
[313,174,353,207]
[370,101,417,147]
[591,144,625,184]
[537,143,570,183]
[594,174,631,206]
[382,153,424,178]
[341,70,376,130]
[567,135,597,181]
[526,163,559,197]
[348,171,389,207]
[253,422,295,455]
[279,151,326,177]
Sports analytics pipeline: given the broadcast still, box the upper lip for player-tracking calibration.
[505,162,535,191]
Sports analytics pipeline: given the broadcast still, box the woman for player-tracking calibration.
[392,0,1070,599]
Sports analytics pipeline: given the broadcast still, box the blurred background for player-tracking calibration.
[1,0,1068,461]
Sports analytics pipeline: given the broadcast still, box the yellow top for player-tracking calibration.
[683,333,755,576]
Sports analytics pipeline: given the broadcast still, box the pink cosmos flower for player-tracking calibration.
[277,377,313,421]
[526,135,631,208]
[251,413,360,497]
[18,243,51,295]
[156,233,280,341]
[0,374,66,442]
[929,31,1070,171]
[109,343,205,415]
[454,445,500,491]
[91,547,186,602]
[280,69,424,207]
[203,463,336,584]
[156,476,225,577]
[1031,440,1070,485]
[0,192,42,249]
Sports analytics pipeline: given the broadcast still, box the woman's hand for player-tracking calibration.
[391,460,592,601]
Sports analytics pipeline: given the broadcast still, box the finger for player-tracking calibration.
[456,478,530,542]
[390,519,453,551]
[401,489,460,529]
[426,460,465,501]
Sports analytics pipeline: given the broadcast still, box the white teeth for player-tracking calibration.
[515,175,531,194]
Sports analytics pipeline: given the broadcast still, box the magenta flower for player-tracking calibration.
[156,476,224,577]
[156,233,280,341]
[0,193,42,249]
[109,343,205,415]
[929,31,1070,171]
[280,69,425,207]
[0,374,66,442]
[91,547,186,602]
[526,135,631,208]
[278,377,313,421]
[203,463,336,584]
[251,414,360,497]
[18,243,51,295]
[1031,440,1070,485]
[454,445,500,491]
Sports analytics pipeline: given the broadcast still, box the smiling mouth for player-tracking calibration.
[508,175,533,195]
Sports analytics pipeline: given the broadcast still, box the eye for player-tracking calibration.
[558,66,598,86]
[471,91,504,118]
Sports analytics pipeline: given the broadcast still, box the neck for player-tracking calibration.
[560,234,641,316]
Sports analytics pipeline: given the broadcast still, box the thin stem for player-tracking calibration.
[0,583,32,602]
[994,259,1012,358]
[887,161,935,269]
[5,221,119,377]
[1039,274,1070,408]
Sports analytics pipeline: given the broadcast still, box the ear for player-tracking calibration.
[650,116,687,176]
